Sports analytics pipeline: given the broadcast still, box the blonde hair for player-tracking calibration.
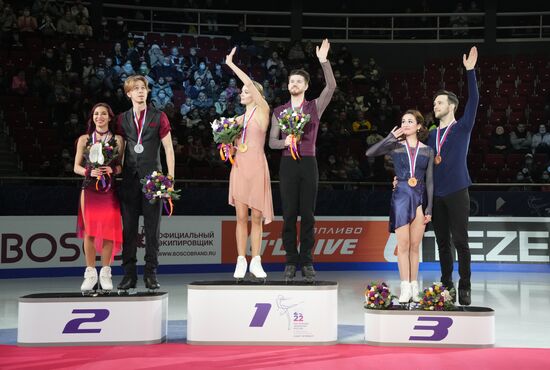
[252,80,264,96]
[123,75,151,94]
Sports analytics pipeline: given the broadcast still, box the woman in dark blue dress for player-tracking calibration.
[366,109,434,303]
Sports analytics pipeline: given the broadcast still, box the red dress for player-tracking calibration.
[76,135,123,260]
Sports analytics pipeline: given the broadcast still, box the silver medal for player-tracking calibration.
[134,144,144,153]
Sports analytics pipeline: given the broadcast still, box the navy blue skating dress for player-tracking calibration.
[366,134,434,232]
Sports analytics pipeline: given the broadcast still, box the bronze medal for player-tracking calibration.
[434,154,442,165]
[408,177,418,187]
[238,143,248,153]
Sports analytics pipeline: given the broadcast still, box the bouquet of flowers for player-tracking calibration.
[364,281,396,309]
[140,171,181,216]
[418,282,456,311]
[210,116,241,164]
[278,108,310,160]
[86,137,118,192]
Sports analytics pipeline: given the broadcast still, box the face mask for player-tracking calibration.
[199,63,205,70]
[140,66,147,73]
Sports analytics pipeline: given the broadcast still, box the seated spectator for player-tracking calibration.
[194,92,213,109]
[214,92,228,115]
[57,10,78,35]
[168,46,184,65]
[186,77,205,100]
[148,44,164,68]
[11,70,29,96]
[193,61,213,84]
[532,124,550,154]
[266,51,284,71]
[287,41,305,62]
[180,97,195,117]
[204,79,220,101]
[148,56,180,85]
[17,7,38,33]
[151,77,174,101]
[77,17,92,38]
[38,14,56,37]
[224,77,239,101]
[351,111,375,133]
[490,125,510,153]
[151,90,172,110]
[510,123,532,153]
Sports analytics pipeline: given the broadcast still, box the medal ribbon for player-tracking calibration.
[241,106,257,145]
[133,107,147,145]
[405,140,420,179]
[436,120,456,156]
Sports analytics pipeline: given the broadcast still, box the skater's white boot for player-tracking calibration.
[399,280,412,303]
[410,280,420,303]
[99,266,113,292]
[233,256,247,279]
[249,256,267,279]
[81,267,98,293]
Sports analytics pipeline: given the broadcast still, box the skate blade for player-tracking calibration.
[117,288,137,296]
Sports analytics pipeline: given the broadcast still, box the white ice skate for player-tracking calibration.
[81,267,98,296]
[233,256,247,281]
[249,256,267,282]
[99,266,113,293]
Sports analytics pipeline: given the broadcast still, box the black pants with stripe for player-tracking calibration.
[119,172,163,276]
[279,156,319,266]
[432,188,471,290]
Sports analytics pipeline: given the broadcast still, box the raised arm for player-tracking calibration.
[225,47,270,130]
[365,127,402,157]
[462,46,479,131]
[314,39,337,119]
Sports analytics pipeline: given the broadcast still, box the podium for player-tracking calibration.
[364,306,495,347]
[187,281,338,345]
[18,292,168,346]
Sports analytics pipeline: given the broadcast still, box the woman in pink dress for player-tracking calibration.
[225,47,274,280]
[74,103,125,294]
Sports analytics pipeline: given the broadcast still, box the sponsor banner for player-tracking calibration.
[221,217,550,264]
[221,219,391,263]
[0,216,221,269]
[2,216,549,270]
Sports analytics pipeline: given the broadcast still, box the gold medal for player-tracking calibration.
[434,154,442,165]
[238,143,248,152]
[408,177,418,187]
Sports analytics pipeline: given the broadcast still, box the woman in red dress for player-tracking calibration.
[74,103,125,294]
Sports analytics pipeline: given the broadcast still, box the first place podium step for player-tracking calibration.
[18,292,168,346]
[187,281,338,345]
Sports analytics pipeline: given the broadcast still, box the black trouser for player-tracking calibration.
[119,172,162,276]
[279,156,319,266]
[432,188,471,290]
